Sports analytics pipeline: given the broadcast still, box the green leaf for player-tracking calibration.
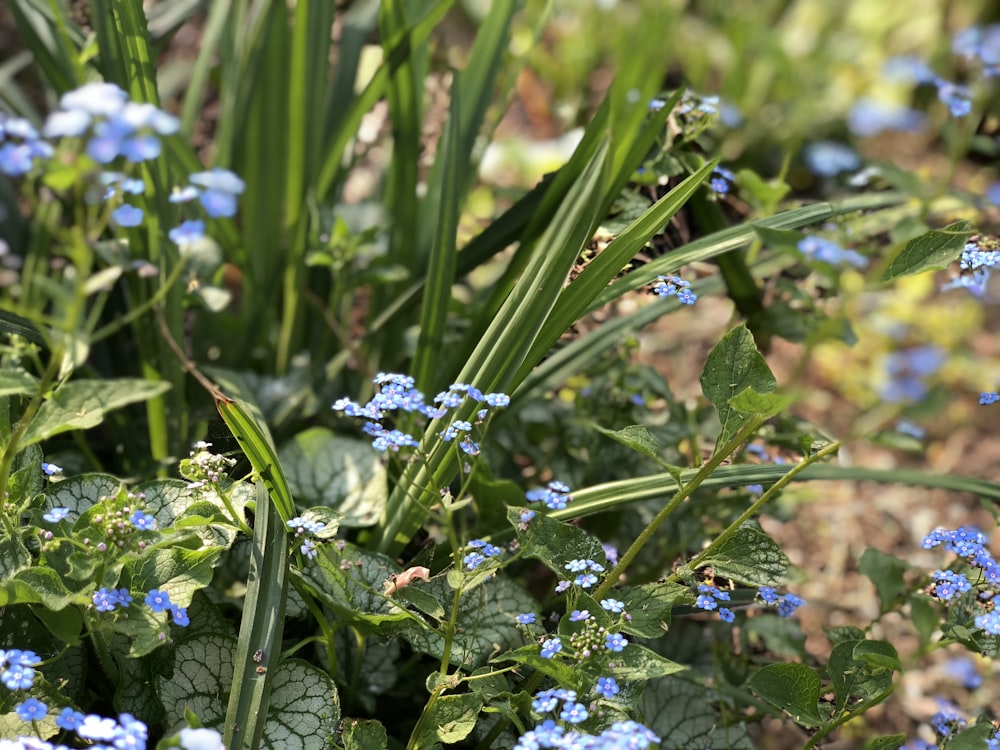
[123,546,222,609]
[617,581,687,638]
[700,325,777,449]
[586,423,665,465]
[0,534,31,581]
[864,735,905,750]
[828,639,897,712]
[611,644,686,681]
[278,428,387,527]
[0,369,39,397]
[698,523,789,587]
[343,719,389,750]
[260,658,340,749]
[880,220,972,282]
[21,379,172,446]
[859,548,911,614]
[510,508,605,577]
[412,693,483,747]
[728,389,794,419]
[226,483,290,750]
[216,397,295,521]
[405,577,536,669]
[46,473,123,517]
[643,677,755,750]
[747,663,823,727]
[296,542,413,636]
[160,633,338,748]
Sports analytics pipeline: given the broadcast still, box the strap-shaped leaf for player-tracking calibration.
[216,397,295,522]
[224,482,289,749]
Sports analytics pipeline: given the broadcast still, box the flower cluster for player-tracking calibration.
[287,516,328,560]
[651,275,697,305]
[463,539,502,571]
[513,718,660,750]
[0,82,243,250]
[525,480,573,511]
[796,236,866,269]
[709,165,735,195]
[91,586,189,627]
[333,373,509,456]
[923,526,1000,635]
[757,587,806,618]
[803,141,862,177]
[2,648,150,750]
[181,441,237,490]
[877,345,944,404]
[3,705,149,750]
[695,583,735,622]
[555,558,606,592]
[942,237,1000,299]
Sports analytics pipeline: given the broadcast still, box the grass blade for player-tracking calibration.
[224,481,289,750]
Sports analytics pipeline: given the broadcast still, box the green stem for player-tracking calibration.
[679,440,842,579]
[594,417,766,601]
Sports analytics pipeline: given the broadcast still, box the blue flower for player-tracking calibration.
[777,593,805,618]
[981,392,1000,405]
[652,274,698,304]
[129,509,156,530]
[169,219,206,246]
[301,539,318,560]
[803,141,861,177]
[719,607,736,622]
[540,637,562,658]
[171,605,190,627]
[145,589,172,613]
[605,633,628,652]
[56,707,86,730]
[1,663,35,690]
[569,609,590,622]
[943,656,981,689]
[515,613,536,625]
[596,676,620,699]
[41,462,63,476]
[190,168,246,195]
[15,697,47,721]
[574,573,598,588]
[112,204,144,228]
[847,98,925,136]
[559,701,589,724]
[43,507,71,522]
[600,598,625,614]
[93,586,120,613]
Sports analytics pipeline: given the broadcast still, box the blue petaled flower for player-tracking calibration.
[43,507,71,522]
[709,165,735,194]
[574,573,598,588]
[111,204,144,228]
[169,219,206,246]
[515,613,536,625]
[145,589,172,613]
[777,593,805,618]
[56,706,86,730]
[41,462,63,476]
[652,274,698,305]
[797,236,867,269]
[525,480,573,510]
[569,609,590,622]
[1,663,35,691]
[93,586,120,613]
[171,605,190,627]
[605,633,628,652]
[944,656,982,689]
[301,539,318,560]
[932,569,972,601]
[981,392,1000,405]
[15,697,47,721]
[601,598,625,614]
[596,676,620,699]
[803,140,861,177]
[129,509,156,530]
[559,701,589,724]
[719,607,736,622]
[540,637,562,658]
